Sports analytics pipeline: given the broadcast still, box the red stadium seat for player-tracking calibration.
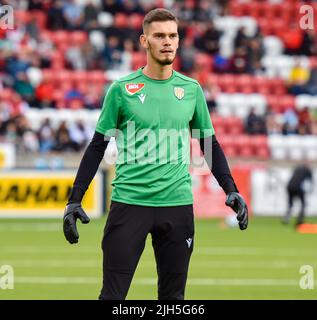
[207,74,219,86]
[271,78,286,95]
[266,95,280,112]
[52,31,69,46]
[211,115,226,135]
[218,74,235,92]
[218,135,237,157]
[225,117,244,135]
[53,89,66,109]
[42,69,55,83]
[194,53,213,72]
[71,31,88,46]
[236,75,254,93]
[87,71,106,84]
[132,52,147,70]
[129,14,143,30]
[114,13,128,28]
[247,2,262,18]
[32,10,47,29]
[235,135,253,158]
[55,70,72,85]
[229,2,247,16]
[71,71,88,84]
[14,10,30,25]
[251,135,270,159]
[279,95,295,112]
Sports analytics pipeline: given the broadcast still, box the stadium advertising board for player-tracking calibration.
[192,165,251,217]
[0,144,15,169]
[0,171,102,218]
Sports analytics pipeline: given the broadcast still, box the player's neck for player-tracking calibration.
[142,64,173,80]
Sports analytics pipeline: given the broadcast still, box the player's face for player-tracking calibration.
[141,21,179,66]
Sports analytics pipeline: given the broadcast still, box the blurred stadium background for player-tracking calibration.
[0,0,317,299]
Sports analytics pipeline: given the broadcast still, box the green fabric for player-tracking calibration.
[96,68,214,206]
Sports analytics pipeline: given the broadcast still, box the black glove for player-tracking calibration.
[225,192,248,230]
[63,203,90,244]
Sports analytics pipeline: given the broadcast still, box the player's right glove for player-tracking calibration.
[63,203,90,244]
[225,192,248,230]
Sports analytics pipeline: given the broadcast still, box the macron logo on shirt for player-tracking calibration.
[125,83,145,95]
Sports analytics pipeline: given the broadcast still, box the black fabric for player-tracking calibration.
[287,165,313,191]
[68,131,109,203]
[285,189,306,225]
[199,135,238,194]
[99,201,194,300]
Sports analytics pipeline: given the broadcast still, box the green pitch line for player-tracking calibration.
[0,216,316,300]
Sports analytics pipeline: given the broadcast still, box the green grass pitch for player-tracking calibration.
[0,216,316,300]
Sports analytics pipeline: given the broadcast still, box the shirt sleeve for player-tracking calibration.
[96,81,122,137]
[190,83,215,139]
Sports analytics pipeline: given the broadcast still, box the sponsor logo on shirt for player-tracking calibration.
[125,83,145,95]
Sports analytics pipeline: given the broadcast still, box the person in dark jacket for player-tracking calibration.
[283,163,313,226]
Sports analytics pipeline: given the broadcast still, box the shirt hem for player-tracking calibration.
[111,196,193,207]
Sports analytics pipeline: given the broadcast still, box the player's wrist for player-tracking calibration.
[67,186,85,205]
[223,182,239,195]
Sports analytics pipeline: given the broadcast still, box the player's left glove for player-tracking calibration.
[225,192,248,230]
[63,203,90,244]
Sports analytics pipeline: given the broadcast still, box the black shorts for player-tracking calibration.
[99,200,195,300]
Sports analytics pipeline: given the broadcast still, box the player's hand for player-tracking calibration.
[225,192,248,230]
[63,203,90,244]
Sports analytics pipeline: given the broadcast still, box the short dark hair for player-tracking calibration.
[142,8,178,32]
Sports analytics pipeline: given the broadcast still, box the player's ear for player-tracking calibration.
[140,34,148,49]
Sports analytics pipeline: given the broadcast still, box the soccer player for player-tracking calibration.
[283,162,313,226]
[63,8,248,300]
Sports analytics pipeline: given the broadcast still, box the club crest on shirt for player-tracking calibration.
[174,87,185,100]
[125,83,145,95]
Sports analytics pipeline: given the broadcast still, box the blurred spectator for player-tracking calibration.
[84,85,102,109]
[38,118,55,153]
[213,54,231,73]
[245,107,266,135]
[47,0,67,30]
[231,46,249,74]
[297,107,312,135]
[179,37,196,73]
[13,72,35,105]
[35,78,55,109]
[84,1,100,30]
[203,78,220,113]
[282,108,298,135]
[66,45,86,70]
[25,14,40,42]
[197,21,220,55]
[54,121,78,152]
[282,26,304,56]
[266,107,283,135]
[304,66,317,95]
[283,163,313,226]
[63,0,84,30]
[64,85,85,109]
[234,27,249,49]
[102,35,123,70]
[288,59,310,95]
[102,0,124,14]
[69,120,91,150]
[194,0,218,22]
